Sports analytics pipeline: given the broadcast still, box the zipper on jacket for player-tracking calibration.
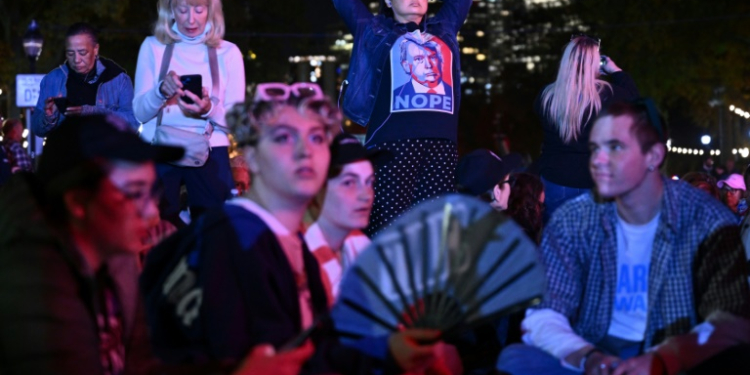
[337,80,349,110]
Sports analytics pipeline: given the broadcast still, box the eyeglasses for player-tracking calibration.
[253,82,324,102]
[570,33,601,46]
[111,180,163,214]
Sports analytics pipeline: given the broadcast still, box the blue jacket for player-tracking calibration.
[333,0,472,127]
[32,57,139,137]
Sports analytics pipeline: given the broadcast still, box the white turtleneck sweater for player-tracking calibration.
[133,27,245,147]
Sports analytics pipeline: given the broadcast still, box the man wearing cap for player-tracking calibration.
[456,149,523,211]
[305,133,375,304]
[0,114,183,374]
[497,100,750,375]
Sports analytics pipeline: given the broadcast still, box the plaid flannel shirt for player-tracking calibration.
[536,177,750,349]
[2,141,32,172]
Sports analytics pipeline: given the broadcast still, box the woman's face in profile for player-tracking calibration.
[172,0,209,38]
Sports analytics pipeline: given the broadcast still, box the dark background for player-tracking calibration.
[1,0,749,176]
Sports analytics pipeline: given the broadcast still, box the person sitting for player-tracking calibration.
[456,149,524,212]
[1,118,33,173]
[141,83,446,374]
[717,173,746,223]
[505,172,546,245]
[496,99,750,375]
[305,133,374,304]
[681,171,720,201]
[0,114,182,374]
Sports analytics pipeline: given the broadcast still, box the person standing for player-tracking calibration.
[333,0,473,236]
[536,35,638,221]
[1,118,33,173]
[133,0,245,223]
[32,23,139,136]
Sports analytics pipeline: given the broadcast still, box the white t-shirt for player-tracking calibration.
[607,212,661,341]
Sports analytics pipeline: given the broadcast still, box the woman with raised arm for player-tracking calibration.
[536,35,638,221]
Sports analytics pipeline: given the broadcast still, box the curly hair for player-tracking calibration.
[506,172,545,244]
[226,92,342,149]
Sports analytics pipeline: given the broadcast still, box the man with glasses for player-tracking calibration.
[496,100,750,375]
[0,114,183,374]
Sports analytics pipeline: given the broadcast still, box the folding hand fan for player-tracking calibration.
[330,194,546,342]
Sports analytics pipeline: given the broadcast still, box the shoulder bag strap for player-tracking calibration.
[156,43,175,128]
[206,46,228,134]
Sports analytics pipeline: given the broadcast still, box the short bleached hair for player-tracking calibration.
[153,0,225,48]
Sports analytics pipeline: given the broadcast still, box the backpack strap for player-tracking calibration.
[156,43,175,128]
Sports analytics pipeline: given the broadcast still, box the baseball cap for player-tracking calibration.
[457,149,524,196]
[37,114,184,186]
[328,133,388,178]
[717,173,746,191]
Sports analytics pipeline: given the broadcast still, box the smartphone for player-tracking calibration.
[179,74,203,104]
[279,317,324,352]
[52,97,70,113]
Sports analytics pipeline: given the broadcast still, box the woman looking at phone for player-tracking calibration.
[32,23,139,136]
[133,0,245,224]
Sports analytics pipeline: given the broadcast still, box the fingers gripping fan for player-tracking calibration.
[331,194,546,341]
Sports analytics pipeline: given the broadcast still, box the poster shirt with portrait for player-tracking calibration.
[389,30,454,115]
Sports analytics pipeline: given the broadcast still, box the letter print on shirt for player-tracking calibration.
[390,30,454,114]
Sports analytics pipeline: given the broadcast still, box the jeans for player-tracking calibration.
[542,176,590,224]
[156,146,233,224]
[495,344,580,375]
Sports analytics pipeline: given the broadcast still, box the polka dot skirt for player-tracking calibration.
[365,138,458,237]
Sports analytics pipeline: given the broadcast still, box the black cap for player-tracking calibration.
[456,150,523,196]
[37,114,184,185]
[328,133,393,179]
[330,133,370,167]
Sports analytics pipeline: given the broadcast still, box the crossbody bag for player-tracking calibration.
[153,43,220,167]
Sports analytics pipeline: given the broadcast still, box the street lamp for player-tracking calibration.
[701,135,711,145]
[22,20,43,161]
[22,20,43,74]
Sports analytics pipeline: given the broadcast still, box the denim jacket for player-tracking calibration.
[333,0,472,126]
[32,57,139,137]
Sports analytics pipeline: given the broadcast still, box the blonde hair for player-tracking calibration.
[226,94,342,149]
[153,0,225,48]
[541,37,611,143]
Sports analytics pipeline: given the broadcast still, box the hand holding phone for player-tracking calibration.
[52,97,70,113]
[179,74,203,104]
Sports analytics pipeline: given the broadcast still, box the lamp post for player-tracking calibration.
[23,20,43,74]
[22,20,43,161]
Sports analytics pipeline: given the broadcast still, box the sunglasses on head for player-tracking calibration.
[570,33,601,46]
[253,82,324,103]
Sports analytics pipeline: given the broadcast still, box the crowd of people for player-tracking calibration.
[0,0,749,375]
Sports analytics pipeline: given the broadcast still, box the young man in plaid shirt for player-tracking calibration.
[497,100,750,375]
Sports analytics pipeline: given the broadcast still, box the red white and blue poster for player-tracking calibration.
[390,31,454,114]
